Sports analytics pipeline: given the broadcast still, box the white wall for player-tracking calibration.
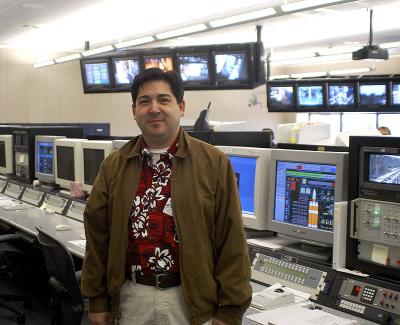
[0,48,290,136]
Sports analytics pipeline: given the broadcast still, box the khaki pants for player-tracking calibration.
[118,280,211,325]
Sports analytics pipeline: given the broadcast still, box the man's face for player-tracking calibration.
[132,80,185,148]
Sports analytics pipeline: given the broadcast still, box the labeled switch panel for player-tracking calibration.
[4,182,25,199]
[41,194,69,215]
[21,188,44,206]
[65,200,86,222]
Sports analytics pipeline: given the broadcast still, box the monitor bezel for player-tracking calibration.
[80,58,113,93]
[217,146,272,230]
[390,80,400,107]
[267,82,297,112]
[35,135,66,183]
[267,149,349,245]
[81,140,113,192]
[297,82,327,111]
[111,55,141,91]
[327,81,358,111]
[0,134,13,175]
[358,80,389,110]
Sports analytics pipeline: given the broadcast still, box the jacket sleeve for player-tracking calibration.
[213,156,252,325]
[81,157,112,313]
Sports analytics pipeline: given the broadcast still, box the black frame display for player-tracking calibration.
[267,76,400,113]
[111,55,141,91]
[80,59,113,93]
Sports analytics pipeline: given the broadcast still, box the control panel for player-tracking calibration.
[65,200,86,222]
[21,188,44,206]
[351,198,400,268]
[14,151,29,179]
[4,182,25,199]
[41,194,69,215]
[251,253,327,300]
[336,276,400,324]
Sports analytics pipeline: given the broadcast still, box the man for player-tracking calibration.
[81,68,252,325]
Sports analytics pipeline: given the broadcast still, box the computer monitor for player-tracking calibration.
[143,54,174,72]
[210,131,273,148]
[298,83,325,108]
[0,135,13,175]
[80,59,112,93]
[359,82,387,107]
[55,139,85,189]
[81,140,113,192]
[268,149,348,260]
[112,56,140,89]
[327,82,356,108]
[177,52,211,87]
[217,146,272,230]
[392,82,400,106]
[267,84,296,111]
[35,135,66,184]
[214,48,250,86]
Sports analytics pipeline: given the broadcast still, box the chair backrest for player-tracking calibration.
[36,226,83,324]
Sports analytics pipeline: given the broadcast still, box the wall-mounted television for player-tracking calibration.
[176,51,211,87]
[143,53,174,72]
[267,83,296,111]
[392,82,400,106]
[298,83,325,109]
[327,82,356,109]
[112,56,140,89]
[359,82,387,107]
[80,59,112,93]
[213,45,250,87]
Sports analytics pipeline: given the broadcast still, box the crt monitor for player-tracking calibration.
[267,84,296,110]
[112,139,129,151]
[217,146,272,230]
[327,82,356,108]
[35,135,66,184]
[359,82,387,107]
[268,149,348,260]
[55,138,85,190]
[0,134,13,175]
[112,57,140,87]
[214,49,249,85]
[392,82,400,106]
[177,52,211,86]
[143,54,174,72]
[81,59,112,91]
[81,140,113,192]
[298,84,325,108]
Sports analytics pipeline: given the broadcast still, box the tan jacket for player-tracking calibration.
[81,129,252,325]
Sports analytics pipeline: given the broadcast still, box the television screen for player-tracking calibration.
[36,141,54,175]
[268,86,295,108]
[274,160,337,231]
[178,54,209,82]
[228,156,256,215]
[113,58,140,85]
[83,148,105,185]
[215,52,248,81]
[143,54,174,72]
[328,84,355,106]
[298,85,324,106]
[56,146,75,181]
[392,83,400,105]
[359,84,386,106]
[0,141,5,168]
[369,154,400,185]
[84,62,111,86]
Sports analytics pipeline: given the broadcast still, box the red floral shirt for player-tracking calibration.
[126,139,179,276]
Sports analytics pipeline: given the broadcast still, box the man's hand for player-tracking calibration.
[211,318,227,325]
[89,312,113,325]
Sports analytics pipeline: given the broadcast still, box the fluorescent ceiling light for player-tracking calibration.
[281,0,340,12]
[329,67,371,75]
[270,74,290,80]
[156,24,207,40]
[54,53,81,63]
[33,60,55,68]
[81,45,114,57]
[209,8,276,28]
[290,71,327,78]
[114,36,154,49]
[381,41,400,49]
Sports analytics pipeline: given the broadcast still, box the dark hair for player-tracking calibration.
[131,68,184,104]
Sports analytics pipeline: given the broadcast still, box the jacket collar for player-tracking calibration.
[119,127,190,159]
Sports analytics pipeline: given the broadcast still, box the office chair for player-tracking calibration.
[36,227,84,325]
[0,233,32,324]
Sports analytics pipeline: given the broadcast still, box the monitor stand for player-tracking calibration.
[282,242,332,262]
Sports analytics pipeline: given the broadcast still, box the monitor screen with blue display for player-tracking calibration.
[369,153,400,185]
[84,62,111,86]
[36,141,54,176]
[215,52,248,82]
[268,86,295,108]
[298,85,324,106]
[392,83,400,105]
[328,84,355,107]
[178,54,210,82]
[228,156,256,215]
[359,83,387,106]
[113,58,140,85]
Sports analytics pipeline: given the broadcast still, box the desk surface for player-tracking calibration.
[0,194,85,258]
